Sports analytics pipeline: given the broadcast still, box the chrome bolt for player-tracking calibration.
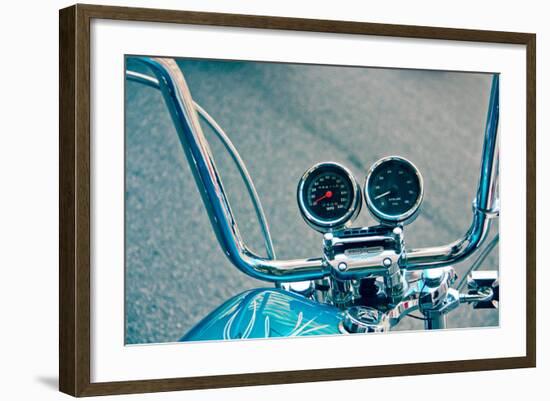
[337,262,348,272]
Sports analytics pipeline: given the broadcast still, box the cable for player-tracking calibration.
[456,233,499,291]
[126,70,276,260]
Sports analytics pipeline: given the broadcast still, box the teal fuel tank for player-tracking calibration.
[181,288,345,342]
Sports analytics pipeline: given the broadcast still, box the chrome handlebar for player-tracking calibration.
[128,57,499,282]
[133,58,328,281]
[404,75,500,269]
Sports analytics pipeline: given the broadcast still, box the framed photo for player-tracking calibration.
[59,4,536,397]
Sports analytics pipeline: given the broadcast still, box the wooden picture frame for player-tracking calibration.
[59,3,536,397]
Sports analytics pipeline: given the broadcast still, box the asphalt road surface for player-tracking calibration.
[125,57,499,344]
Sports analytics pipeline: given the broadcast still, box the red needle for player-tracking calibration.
[314,190,333,205]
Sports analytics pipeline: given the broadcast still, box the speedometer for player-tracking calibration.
[297,162,362,232]
[364,156,423,225]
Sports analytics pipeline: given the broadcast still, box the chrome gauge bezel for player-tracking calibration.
[297,162,362,233]
[364,156,424,225]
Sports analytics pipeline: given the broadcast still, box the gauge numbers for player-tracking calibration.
[365,156,423,225]
[306,172,352,220]
[297,162,361,232]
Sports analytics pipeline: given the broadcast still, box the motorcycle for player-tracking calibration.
[126,57,500,340]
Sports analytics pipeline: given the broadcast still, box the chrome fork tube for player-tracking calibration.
[425,313,447,330]
[136,57,328,282]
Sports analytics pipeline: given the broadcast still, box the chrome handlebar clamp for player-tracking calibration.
[323,226,404,280]
[323,226,406,307]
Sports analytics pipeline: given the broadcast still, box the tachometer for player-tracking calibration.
[297,162,362,232]
[364,156,423,225]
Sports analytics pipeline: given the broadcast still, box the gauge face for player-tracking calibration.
[306,171,352,220]
[365,156,423,224]
[297,163,361,232]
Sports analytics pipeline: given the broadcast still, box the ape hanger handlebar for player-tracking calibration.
[127,57,499,282]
